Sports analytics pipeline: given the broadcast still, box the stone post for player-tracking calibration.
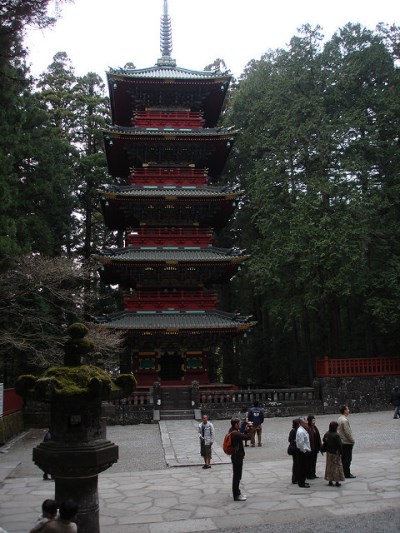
[16,323,135,533]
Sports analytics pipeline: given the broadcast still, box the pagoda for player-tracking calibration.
[95,0,255,392]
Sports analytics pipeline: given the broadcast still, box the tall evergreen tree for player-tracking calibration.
[228,24,400,385]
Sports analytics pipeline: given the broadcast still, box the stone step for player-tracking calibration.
[160,409,195,420]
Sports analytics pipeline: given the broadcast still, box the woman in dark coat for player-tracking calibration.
[307,415,322,479]
[322,421,345,487]
[288,418,300,484]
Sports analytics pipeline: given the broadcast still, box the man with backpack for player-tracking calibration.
[247,400,265,447]
[226,417,251,501]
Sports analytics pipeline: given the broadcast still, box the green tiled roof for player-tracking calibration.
[95,309,256,331]
[105,126,236,137]
[95,247,248,263]
[99,185,241,199]
[107,65,230,81]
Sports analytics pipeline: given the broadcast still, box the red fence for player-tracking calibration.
[2,388,23,416]
[316,357,400,377]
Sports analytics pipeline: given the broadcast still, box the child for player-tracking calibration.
[30,499,58,533]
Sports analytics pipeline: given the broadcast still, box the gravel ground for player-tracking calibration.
[3,410,399,477]
[106,423,166,473]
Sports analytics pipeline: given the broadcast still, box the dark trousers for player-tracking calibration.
[292,456,297,483]
[295,450,309,486]
[307,451,318,478]
[231,454,244,499]
[342,443,354,476]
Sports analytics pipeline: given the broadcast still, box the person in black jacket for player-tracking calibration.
[390,386,400,419]
[306,415,323,479]
[228,417,251,501]
[247,400,265,447]
[288,418,300,484]
[322,421,345,487]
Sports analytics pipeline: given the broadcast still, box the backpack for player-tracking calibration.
[223,432,236,455]
[249,406,264,425]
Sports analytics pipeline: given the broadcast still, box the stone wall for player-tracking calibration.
[317,376,399,414]
[102,403,154,425]
[22,399,50,428]
[0,411,24,445]
[13,375,400,431]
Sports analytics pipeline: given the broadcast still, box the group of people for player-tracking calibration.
[29,499,78,532]
[198,402,357,501]
[288,405,356,489]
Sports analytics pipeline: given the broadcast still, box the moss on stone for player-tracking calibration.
[41,365,113,397]
[67,322,89,338]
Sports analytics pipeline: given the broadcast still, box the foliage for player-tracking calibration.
[227,23,400,384]
[0,255,125,384]
[0,1,73,270]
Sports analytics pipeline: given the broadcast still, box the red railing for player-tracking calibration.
[132,110,205,129]
[126,227,213,247]
[124,290,218,311]
[2,388,23,416]
[128,166,208,186]
[316,356,400,377]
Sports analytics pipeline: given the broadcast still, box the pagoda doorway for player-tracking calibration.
[159,352,184,381]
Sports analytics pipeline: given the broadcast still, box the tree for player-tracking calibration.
[0,1,73,270]
[227,24,400,385]
[36,55,112,259]
[0,255,124,385]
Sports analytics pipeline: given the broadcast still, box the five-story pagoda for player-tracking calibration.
[95,0,255,393]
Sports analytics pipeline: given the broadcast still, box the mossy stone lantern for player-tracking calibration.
[16,323,136,533]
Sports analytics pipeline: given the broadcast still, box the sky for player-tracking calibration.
[24,0,399,81]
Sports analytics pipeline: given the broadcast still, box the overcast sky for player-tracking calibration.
[25,0,399,81]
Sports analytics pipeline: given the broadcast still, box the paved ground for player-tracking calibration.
[0,411,399,532]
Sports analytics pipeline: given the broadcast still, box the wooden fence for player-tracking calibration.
[316,357,400,377]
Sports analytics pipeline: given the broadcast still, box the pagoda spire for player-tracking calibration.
[157,0,176,67]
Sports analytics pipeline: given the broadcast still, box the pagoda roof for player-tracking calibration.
[104,127,236,178]
[94,309,256,333]
[95,246,249,264]
[106,125,236,138]
[108,65,230,81]
[99,184,241,199]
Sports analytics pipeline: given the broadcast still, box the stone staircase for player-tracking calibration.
[159,409,195,420]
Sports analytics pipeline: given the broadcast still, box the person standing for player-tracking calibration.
[337,405,356,478]
[247,400,264,447]
[42,428,53,481]
[198,414,215,469]
[390,386,400,419]
[322,421,345,487]
[306,415,322,479]
[288,418,300,484]
[295,416,312,488]
[228,417,251,501]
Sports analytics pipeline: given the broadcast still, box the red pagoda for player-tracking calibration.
[95,0,255,393]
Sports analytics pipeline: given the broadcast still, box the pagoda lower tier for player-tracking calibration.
[94,309,256,387]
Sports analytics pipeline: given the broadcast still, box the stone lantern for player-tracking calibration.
[16,323,135,533]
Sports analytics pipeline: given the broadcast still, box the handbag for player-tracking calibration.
[287,443,296,456]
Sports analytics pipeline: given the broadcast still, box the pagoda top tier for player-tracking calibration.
[106,0,231,128]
